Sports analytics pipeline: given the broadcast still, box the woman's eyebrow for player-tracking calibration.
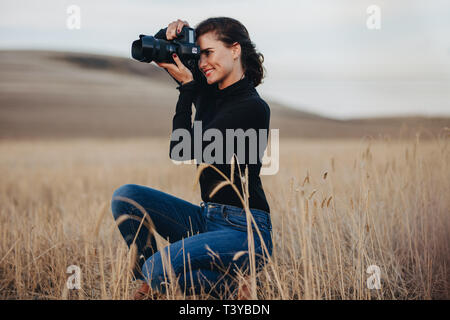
[200,47,213,54]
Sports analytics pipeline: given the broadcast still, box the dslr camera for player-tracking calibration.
[131,26,200,75]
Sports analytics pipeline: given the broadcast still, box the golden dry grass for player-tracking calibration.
[0,132,449,299]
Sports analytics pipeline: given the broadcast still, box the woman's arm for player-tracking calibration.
[169,80,198,161]
[169,96,270,165]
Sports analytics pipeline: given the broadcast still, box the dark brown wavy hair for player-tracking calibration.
[195,17,266,87]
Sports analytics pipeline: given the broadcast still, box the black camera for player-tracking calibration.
[131,26,200,73]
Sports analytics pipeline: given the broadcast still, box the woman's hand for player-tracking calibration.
[155,19,194,85]
[156,54,194,85]
[166,19,190,40]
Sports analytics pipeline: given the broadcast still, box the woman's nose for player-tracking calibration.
[198,55,207,69]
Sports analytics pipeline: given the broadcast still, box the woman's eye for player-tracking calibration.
[200,51,211,60]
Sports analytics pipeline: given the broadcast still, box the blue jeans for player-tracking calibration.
[110,184,273,298]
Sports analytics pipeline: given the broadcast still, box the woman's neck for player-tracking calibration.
[218,67,245,90]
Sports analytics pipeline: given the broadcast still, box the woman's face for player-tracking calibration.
[196,31,240,88]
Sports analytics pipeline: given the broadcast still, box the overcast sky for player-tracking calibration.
[1,0,449,118]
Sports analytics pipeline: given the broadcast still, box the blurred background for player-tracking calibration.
[0,0,449,138]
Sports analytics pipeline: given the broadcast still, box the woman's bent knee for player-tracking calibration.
[110,184,142,220]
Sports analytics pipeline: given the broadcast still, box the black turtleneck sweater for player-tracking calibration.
[168,68,271,213]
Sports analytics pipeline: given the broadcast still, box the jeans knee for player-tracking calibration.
[111,184,141,220]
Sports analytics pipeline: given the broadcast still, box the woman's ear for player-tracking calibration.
[232,42,241,60]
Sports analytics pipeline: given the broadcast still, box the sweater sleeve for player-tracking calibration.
[169,80,198,159]
[169,95,270,165]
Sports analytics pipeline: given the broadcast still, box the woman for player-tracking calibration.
[111,17,272,299]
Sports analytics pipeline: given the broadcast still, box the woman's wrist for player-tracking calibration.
[181,78,195,86]
[176,78,197,92]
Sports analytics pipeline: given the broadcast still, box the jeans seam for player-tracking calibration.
[224,214,271,232]
[224,207,269,228]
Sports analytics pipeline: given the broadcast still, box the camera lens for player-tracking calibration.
[131,39,145,61]
[132,36,176,63]
[132,36,159,63]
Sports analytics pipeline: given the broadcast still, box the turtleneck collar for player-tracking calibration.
[212,76,254,100]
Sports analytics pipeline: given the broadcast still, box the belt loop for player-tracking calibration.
[221,204,226,218]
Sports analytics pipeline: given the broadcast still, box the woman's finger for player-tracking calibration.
[166,19,190,39]
[156,61,176,71]
[166,21,177,40]
[170,25,177,39]
[171,54,184,70]
[176,19,189,33]
[156,57,192,84]
[166,29,173,40]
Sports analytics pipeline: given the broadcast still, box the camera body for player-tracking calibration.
[131,26,200,73]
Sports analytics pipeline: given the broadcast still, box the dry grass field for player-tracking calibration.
[0,49,449,300]
[0,134,448,299]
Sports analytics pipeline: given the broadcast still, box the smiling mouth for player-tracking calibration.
[205,69,214,77]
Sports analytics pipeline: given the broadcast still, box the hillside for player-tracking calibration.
[0,50,448,140]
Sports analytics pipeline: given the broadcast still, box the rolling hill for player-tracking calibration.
[0,50,448,140]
